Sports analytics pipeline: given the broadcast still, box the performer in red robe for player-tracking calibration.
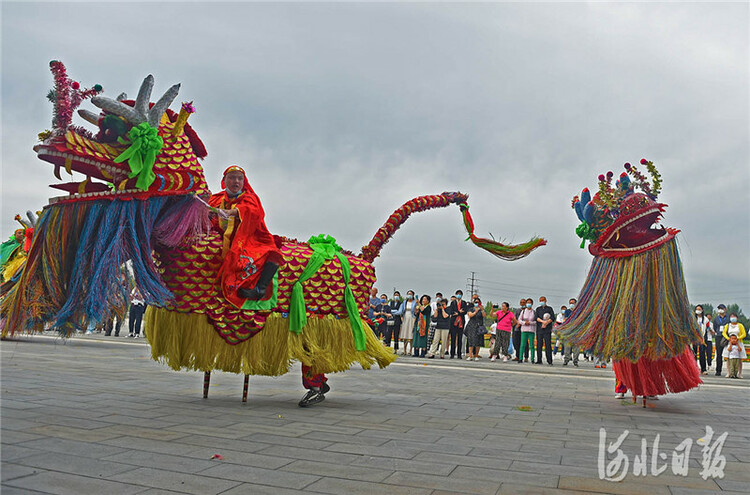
[208,166,282,308]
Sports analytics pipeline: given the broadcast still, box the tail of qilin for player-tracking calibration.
[359,192,546,263]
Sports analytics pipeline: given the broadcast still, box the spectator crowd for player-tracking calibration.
[368,287,747,377]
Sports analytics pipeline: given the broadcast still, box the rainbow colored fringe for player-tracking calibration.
[1,195,208,336]
[145,307,396,376]
[557,238,702,362]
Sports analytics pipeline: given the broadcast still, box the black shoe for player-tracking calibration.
[238,262,279,301]
[298,389,325,407]
[563,361,569,366]
[574,362,579,367]
[715,372,721,376]
[548,363,553,366]
[320,382,330,395]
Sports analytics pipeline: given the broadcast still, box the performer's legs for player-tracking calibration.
[238,261,279,301]
[706,341,713,367]
[614,378,628,398]
[299,364,329,407]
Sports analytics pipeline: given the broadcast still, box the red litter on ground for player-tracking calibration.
[211,454,224,460]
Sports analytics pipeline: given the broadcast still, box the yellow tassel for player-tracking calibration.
[2,253,26,282]
[145,308,395,376]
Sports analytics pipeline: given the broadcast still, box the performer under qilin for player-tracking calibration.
[556,159,702,407]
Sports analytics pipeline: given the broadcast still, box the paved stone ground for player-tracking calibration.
[1,334,748,495]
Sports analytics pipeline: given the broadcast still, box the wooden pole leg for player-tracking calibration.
[203,371,211,399]
[242,374,249,403]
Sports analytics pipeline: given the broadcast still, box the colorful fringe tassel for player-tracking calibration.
[459,203,547,261]
[557,238,702,362]
[145,307,396,376]
[1,195,207,336]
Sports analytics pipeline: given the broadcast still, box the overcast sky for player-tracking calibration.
[2,2,748,310]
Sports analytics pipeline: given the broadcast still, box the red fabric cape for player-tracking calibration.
[208,189,281,308]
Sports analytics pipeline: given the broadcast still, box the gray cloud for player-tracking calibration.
[2,2,748,309]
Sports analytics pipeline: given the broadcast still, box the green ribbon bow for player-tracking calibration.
[114,122,163,190]
[575,222,598,249]
[289,234,367,351]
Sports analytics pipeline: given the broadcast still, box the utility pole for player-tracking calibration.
[466,271,478,297]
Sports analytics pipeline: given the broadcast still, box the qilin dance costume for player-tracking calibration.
[556,159,702,406]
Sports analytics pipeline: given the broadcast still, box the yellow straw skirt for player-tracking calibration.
[145,307,396,376]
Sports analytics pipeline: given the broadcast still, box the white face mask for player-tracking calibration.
[719,310,726,315]
[696,310,702,315]
[730,317,738,323]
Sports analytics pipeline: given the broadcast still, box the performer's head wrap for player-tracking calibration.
[221,165,254,194]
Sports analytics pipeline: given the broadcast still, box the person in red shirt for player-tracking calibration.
[208,166,282,308]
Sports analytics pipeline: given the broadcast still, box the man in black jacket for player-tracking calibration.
[535,296,555,365]
[448,290,469,359]
[713,304,731,376]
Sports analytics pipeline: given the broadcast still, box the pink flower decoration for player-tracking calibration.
[640,158,648,165]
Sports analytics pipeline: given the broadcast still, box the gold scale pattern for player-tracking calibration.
[155,233,377,345]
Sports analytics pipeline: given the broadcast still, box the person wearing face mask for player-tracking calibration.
[448,290,470,359]
[535,296,555,366]
[368,287,380,321]
[465,297,486,361]
[721,313,746,378]
[428,297,451,358]
[426,293,443,351]
[713,304,731,376]
[400,290,418,356]
[385,291,405,350]
[694,305,713,375]
[373,294,390,340]
[413,295,432,357]
[518,298,536,363]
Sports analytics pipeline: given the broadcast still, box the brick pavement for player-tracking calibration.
[1,334,748,494]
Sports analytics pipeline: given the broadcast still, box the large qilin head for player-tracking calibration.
[34,61,209,203]
[572,159,678,257]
